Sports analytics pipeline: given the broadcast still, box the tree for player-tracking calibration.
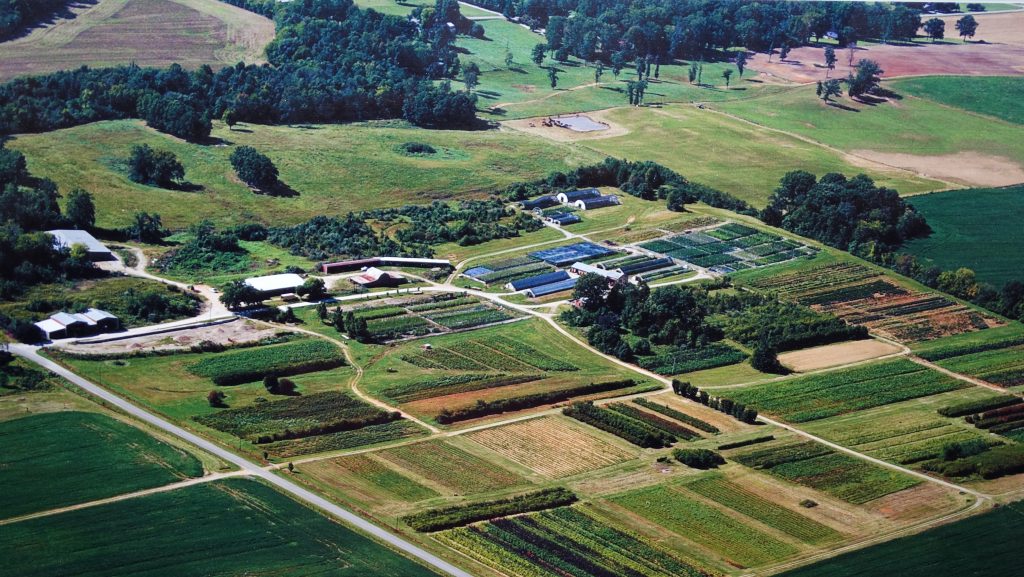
[610,51,625,78]
[65,189,95,230]
[937,267,980,299]
[207,390,226,407]
[956,14,978,40]
[128,144,184,187]
[219,279,262,309]
[128,212,163,243]
[263,374,280,393]
[572,273,609,311]
[819,79,842,101]
[847,59,884,99]
[222,109,237,131]
[924,18,945,42]
[548,66,558,89]
[299,277,326,300]
[316,301,328,320]
[594,62,604,83]
[722,69,733,87]
[504,51,514,69]
[470,22,485,38]
[229,146,278,191]
[332,308,346,332]
[688,61,698,84]
[823,46,836,77]
[531,43,547,66]
[966,3,985,11]
[779,44,791,61]
[463,62,480,92]
[751,334,786,374]
[735,51,747,77]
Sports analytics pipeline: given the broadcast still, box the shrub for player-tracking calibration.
[402,488,577,532]
[563,401,674,448]
[718,435,775,450]
[230,146,279,190]
[672,448,725,469]
[207,390,226,408]
[436,380,642,424]
[399,142,437,155]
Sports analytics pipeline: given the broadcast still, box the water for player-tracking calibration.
[557,115,608,132]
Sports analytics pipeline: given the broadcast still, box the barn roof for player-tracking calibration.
[245,273,305,293]
[46,229,111,254]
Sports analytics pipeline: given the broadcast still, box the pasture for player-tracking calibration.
[9,119,599,228]
[0,0,275,82]
[903,185,1024,286]
[0,479,440,577]
[716,83,1024,189]
[0,411,202,519]
[892,76,1024,125]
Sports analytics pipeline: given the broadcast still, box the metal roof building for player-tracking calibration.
[34,308,120,340]
[46,229,114,261]
[350,267,407,288]
[574,195,620,210]
[245,273,305,295]
[556,188,601,204]
[519,195,559,211]
[569,262,625,282]
[526,277,578,298]
[507,270,571,292]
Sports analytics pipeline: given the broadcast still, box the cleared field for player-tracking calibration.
[299,453,440,508]
[728,359,967,423]
[903,185,1024,286]
[436,506,707,577]
[541,104,942,209]
[782,502,1024,577]
[892,76,1024,125]
[0,411,202,519]
[377,440,528,495]
[465,416,637,478]
[0,478,440,577]
[0,0,274,81]
[778,339,903,372]
[610,484,799,568]
[9,119,599,228]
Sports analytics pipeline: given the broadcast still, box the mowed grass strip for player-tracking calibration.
[726,359,966,422]
[891,76,1024,125]
[0,411,202,519]
[378,440,527,494]
[610,484,799,567]
[0,478,440,577]
[682,475,842,545]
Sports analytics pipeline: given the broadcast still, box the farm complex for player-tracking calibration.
[2,1,1024,576]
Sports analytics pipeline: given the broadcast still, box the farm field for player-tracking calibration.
[9,119,599,228]
[902,185,1024,286]
[934,344,1024,388]
[0,0,275,82]
[777,339,903,372]
[297,453,440,513]
[716,83,1024,189]
[376,440,529,495]
[781,502,1024,577]
[0,478,440,577]
[891,76,1024,125]
[525,104,943,209]
[0,411,202,519]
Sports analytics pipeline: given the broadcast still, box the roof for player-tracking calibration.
[530,242,614,266]
[520,196,558,210]
[377,257,451,267]
[576,196,619,209]
[527,277,578,297]
[618,257,674,275]
[46,229,110,254]
[508,270,571,291]
[245,273,305,293]
[547,213,581,225]
[560,188,601,202]
[81,308,118,322]
[34,319,66,335]
[352,267,405,284]
[570,262,624,281]
[464,266,493,279]
[51,312,90,326]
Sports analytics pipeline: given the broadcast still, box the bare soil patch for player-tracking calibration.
[503,109,630,142]
[779,339,903,373]
[850,150,1024,188]
[56,319,284,356]
[864,483,965,523]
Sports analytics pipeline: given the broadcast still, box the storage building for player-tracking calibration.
[574,195,620,211]
[556,188,601,205]
[506,270,571,292]
[46,229,115,261]
[350,267,408,288]
[245,273,305,296]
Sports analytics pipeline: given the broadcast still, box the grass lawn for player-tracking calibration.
[9,119,600,229]
[781,502,1024,577]
[891,76,1024,125]
[902,185,1024,286]
[577,105,943,208]
[0,411,202,518]
[0,478,440,577]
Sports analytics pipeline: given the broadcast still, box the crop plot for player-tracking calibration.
[377,440,527,494]
[730,440,920,504]
[435,506,708,577]
[744,263,1003,343]
[636,342,748,376]
[465,416,637,478]
[265,420,425,458]
[187,338,345,385]
[300,453,440,504]
[636,221,816,273]
[935,344,1024,388]
[349,293,521,342]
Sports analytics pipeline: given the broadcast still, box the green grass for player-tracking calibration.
[0,411,201,518]
[0,478,440,577]
[892,76,1024,125]
[578,105,943,208]
[781,502,1024,577]
[902,185,1024,286]
[911,323,1024,358]
[9,119,599,228]
[354,0,494,17]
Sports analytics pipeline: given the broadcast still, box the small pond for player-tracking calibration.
[556,115,608,132]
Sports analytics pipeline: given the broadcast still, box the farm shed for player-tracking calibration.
[530,242,614,266]
[320,258,378,274]
[519,195,559,211]
[350,267,408,288]
[245,273,305,296]
[545,212,582,226]
[46,229,115,261]
[556,188,601,204]
[320,257,451,274]
[507,270,572,292]
[526,277,578,297]
[569,262,625,283]
[34,308,120,340]
[574,195,620,211]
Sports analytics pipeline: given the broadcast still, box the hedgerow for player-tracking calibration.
[402,488,577,532]
[563,401,674,448]
[436,380,643,424]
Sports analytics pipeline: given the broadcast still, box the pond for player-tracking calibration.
[556,115,608,132]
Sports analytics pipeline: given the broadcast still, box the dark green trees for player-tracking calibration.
[128,144,185,187]
[64,189,96,230]
[230,146,279,191]
[956,14,978,40]
[923,18,945,42]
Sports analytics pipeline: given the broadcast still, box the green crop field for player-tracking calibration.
[936,344,1024,388]
[187,338,345,385]
[781,502,1024,577]
[576,104,943,208]
[0,478,439,577]
[377,440,528,494]
[902,185,1024,286]
[0,411,201,519]
[892,76,1024,125]
[9,119,599,228]
[727,359,967,422]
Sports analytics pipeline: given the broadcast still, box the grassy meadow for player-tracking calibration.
[892,76,1024,125]
[902,185,1024,286]
[9,119,600,228]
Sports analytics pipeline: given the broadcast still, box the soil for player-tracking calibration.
[55,318,285,356]
[503,108,631,142]
[779,340,904,373]
[849,150,1024,188]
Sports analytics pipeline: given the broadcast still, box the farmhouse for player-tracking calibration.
[34,308,120,340]
[350,267,408,288]
[46,229,115,261]
[574,195,620,211]
[556,188,601,205]
[244,273,305,296]
[569,262,625,284]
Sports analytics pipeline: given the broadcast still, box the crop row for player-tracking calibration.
[266,420,424,458]
[563,401,674,448]
[402,488,577,532]
[606,403,699,440]
[380,441,523,493]
[479,255,540,272]
[381,374,542,403]
[454,340,538,372]
[689,253,739,268]
[402,346,489,371]
[187,339,344,385]
[632,398,719,433]
[406,296,477,312]
[745,263,879,297]
[437,380,645,424]
[427,307,514,330]
[365,314,432,340]
[637,342,746,375]
[354,305,407,321]
[474,336,578,371]
[939,395,1023,418]
[194,391,388,440]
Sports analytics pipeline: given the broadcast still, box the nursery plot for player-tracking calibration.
[465,416,638,478]
[936,344,1024,387]
[300,453,439,505]
[378,440,527,494]
[187,339,345,385]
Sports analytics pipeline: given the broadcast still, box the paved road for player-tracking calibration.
[9,344,474,577]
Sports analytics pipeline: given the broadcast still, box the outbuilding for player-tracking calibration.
[244,273,305,296]
[350,267,408,288]
[574,195,620,211]
[34,308,120,340]
[519,195,559,211]
[556,188,601,205]
[46,229,115,261]
[569,261,625,284]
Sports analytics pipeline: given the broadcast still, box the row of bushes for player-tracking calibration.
[671,380,758,424]
[402,488,577,532]
[672,448,725,470]
[923,444,1024,480]
[563,401,674,448]
[938,396,1022,418]
[254,411,401,444]
[607,403,699,440]
[632,398,719,434]
[718,436,775,451]
[435,379,641,424]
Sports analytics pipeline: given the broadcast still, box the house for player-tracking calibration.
[34,308,120,340]
[244,273,305,296]
[568,261,625,284]
[556,188,601,205]
[519,195,559,211]
[46,229,115,261]
[506,270,571,292]
[350,267,408,288]
[545,212,582,226]
[574,195,620,211]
